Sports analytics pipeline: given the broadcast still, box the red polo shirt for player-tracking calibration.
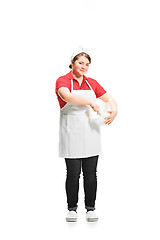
[55,71,107,109]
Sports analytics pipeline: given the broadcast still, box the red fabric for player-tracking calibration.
[55,71,107,109]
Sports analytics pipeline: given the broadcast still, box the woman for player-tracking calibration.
[55,48,118,222]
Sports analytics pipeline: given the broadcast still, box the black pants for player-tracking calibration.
[65,155,99,211]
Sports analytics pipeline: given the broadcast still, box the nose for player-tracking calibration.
[80,66,85,71]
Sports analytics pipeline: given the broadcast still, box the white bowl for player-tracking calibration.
[88,100,110,127]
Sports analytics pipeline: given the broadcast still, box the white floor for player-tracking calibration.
[1,152,159,240]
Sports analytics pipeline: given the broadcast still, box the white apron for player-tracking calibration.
[59,79,102,158]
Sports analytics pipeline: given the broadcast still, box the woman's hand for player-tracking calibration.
[90,102,100,115]
[104,109,118,125]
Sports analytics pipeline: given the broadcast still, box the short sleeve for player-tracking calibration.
[94,80,107,98]
[55,76,71,93]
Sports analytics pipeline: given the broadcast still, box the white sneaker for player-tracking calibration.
[86,210,98,222]
[66,211,78,222]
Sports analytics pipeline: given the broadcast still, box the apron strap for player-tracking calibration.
[85,80,93,91]
[71,79,73,92]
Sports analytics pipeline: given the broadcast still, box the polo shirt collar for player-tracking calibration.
[66,71,88,81]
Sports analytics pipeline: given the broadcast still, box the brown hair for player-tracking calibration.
[69,52,91,69]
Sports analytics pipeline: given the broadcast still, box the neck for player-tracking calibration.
[72,70,83,82]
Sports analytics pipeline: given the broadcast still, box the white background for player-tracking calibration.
[0,0,160,239]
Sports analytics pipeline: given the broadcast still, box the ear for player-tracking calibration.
[71,60,74,65]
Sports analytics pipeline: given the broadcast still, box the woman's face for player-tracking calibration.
[71,56,90,77]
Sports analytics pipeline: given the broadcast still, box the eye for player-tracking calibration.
[79,62,82,64]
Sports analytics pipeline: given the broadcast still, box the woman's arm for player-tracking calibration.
[57,87,100,114]
[99,93,118,125]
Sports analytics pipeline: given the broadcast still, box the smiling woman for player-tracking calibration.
[55,47,118,222]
